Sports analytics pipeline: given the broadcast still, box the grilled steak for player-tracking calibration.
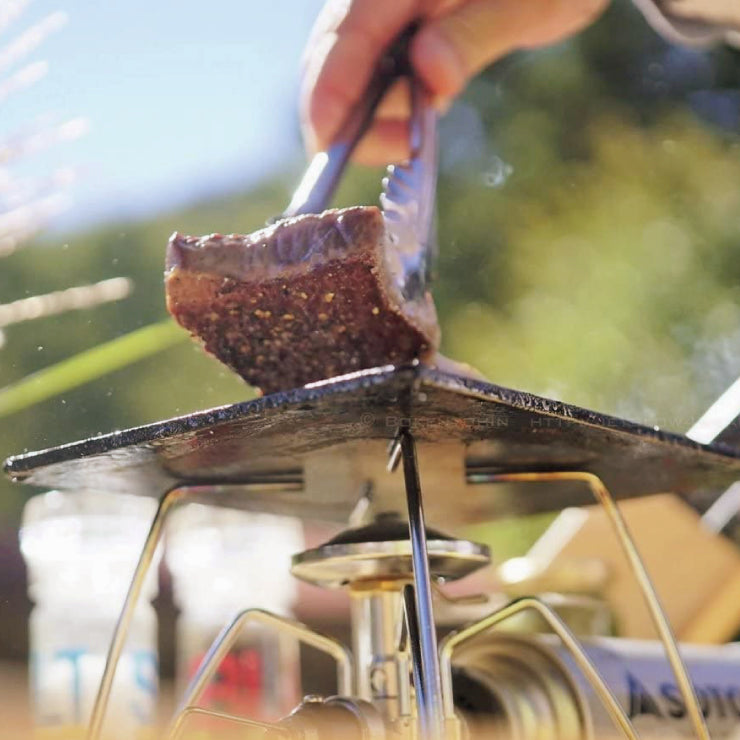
[165,206,440,394]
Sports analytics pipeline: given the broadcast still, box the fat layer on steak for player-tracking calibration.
[165,206,440,394]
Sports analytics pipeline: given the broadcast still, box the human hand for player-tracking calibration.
[300,0,609,165]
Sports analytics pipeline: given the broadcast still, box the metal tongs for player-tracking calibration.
[282,25,438,303]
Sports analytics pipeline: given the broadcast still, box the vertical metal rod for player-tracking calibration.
[484,471,711,740]
[87,486,188,740]
[397,430,445,740]
[402,583,426,712]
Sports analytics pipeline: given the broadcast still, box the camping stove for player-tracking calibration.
[6,364,740,739]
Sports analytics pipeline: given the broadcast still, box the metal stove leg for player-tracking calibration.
[87,486,190,740]
[392,430,445,740]
[170,607,354,738]
[483,471,711,740]
[170,707,282,740]
[439,597,638,740]
[396,592,413,719]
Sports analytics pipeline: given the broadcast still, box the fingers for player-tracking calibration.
[330,77,450,165]
[352,118,411,166]
[517,0,609,47]
[411,0,609,99]
[374,78,412,121]
[411,0,521,99]
[301,0,610,161]
[300,0,420,154]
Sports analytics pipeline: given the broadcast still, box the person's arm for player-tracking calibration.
[300,0,609,166]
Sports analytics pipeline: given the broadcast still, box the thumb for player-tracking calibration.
[411,0,607,98]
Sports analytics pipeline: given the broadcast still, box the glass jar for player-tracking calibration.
[20,490,159,740]
[166,504,304,723]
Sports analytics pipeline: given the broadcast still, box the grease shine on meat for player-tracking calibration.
[165,206,440,394]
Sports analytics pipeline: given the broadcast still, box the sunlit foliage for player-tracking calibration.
[1,3,739,549]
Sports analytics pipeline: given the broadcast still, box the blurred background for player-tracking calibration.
[1,0,739,732]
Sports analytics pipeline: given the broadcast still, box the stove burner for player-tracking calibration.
[291,512,490,587]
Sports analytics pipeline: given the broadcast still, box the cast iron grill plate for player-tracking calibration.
[5,365,740,524]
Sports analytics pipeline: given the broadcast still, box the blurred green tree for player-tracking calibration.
[1,1,739,558]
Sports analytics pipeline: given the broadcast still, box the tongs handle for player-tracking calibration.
[282,25,417,218]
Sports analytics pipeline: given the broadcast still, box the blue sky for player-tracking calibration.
[4,0,324,231]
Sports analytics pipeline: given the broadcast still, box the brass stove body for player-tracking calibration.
[6,364,740,740]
